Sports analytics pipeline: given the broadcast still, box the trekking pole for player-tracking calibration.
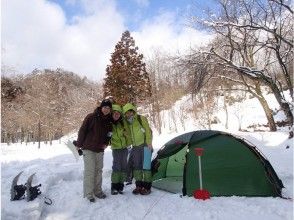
[193,148,210,200]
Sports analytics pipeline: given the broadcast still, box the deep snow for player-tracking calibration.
[1,131,293,220]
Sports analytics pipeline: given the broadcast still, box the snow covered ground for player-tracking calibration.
[1,92,293,220]
[1,130,293,220]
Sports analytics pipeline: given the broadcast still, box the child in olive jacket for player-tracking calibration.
[110,104,132,195]
[123,103,153,195]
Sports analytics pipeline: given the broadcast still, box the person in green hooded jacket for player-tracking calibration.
[122,103,153,195]
[110,104,132,195]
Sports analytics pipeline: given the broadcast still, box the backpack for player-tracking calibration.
[137,115,152,144]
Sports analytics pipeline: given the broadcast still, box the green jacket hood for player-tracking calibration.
[123,103,137,114]
[112,104,122,113]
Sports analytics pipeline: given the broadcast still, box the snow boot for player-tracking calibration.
[111,189,118,195]
[89,197,96,203]
[140,182,152,195]
[132,181,142,195]
[111,183,119,195]
[118,183,124,194]
[95,192,106,199]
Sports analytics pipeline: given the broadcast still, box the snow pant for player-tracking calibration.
[131,145,152,190]
[111,148,128,191]
[83,150,104,199]
[126,147,133,182]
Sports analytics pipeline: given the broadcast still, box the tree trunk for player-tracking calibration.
[150,103,156,132]
[255,93,277,131]
[246,81,277,131]
[155,99,162,134]
[38,120,41,149]
[206,111,211,130]
[266,80,293,126]
[170,109,178,132]
[151,99,162,134]
[223,91,229,129]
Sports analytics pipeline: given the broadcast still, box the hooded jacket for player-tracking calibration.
[111,104,131,149]
[76,107,112,153]
[122,103,152,147]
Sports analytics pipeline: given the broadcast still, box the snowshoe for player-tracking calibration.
[26,173,41,201]
[10,171,26,201]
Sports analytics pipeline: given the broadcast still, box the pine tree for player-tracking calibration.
[103,30,152,105]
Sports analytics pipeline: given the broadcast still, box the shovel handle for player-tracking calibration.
[195,148,204,189]
[198,156,203,190]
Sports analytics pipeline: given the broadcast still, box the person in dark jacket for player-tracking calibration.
[76,99,112,203]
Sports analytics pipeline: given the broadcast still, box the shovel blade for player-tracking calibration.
[193,189,210,200]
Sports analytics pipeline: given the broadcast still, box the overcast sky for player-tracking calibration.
[2,0,214,82]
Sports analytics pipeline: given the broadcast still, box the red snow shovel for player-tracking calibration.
[193,148,210,200]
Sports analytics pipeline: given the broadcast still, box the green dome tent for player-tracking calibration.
[151,130,284,197]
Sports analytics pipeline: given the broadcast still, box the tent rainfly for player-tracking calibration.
[151,130,284,197]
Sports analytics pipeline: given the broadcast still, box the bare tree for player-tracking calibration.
[145,49,187,133]
[190,0,293,126]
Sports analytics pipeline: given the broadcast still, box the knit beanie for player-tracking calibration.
[100,99,112,108]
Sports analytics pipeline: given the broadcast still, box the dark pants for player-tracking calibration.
[111,148,128,184]
[126,147,133,182]
[129,146,152,187]
[132,146,144,170]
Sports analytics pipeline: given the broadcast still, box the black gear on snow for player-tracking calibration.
[12,184,27,200]
[11,172,47,203]
[10,171,26,201]
[26,173,42,201]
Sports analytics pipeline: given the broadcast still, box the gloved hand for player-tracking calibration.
[107,132,113,137]
[105,132,112,144]
[78,148,83,156]
[73,140,78,146]
[73,140,83,156]
[147,144,153,152]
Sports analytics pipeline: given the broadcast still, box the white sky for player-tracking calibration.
[1,0,212,82]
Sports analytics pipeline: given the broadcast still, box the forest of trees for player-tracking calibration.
[1,0,293,143]
[1,69,102,144]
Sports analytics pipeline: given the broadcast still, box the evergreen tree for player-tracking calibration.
[103,30,152,104]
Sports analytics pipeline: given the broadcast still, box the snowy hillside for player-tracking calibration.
[1,93,293,220]
[156,92,292,134]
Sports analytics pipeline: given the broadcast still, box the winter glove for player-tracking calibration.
[77,148,83,156]
[73,140,83,156]
[147,144,153,152]
[107,132,113,137]
[105,132,112,144]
